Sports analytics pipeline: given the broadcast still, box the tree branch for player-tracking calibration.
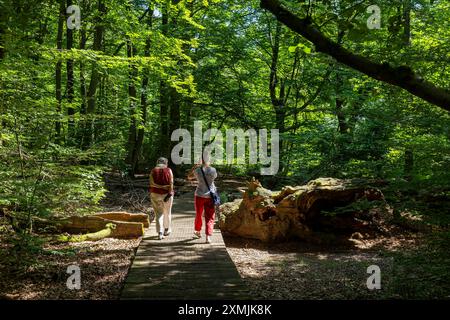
[286,66,332,120]
[260,0,450,111]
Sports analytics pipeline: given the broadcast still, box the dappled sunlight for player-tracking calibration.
[224,234,422,299]
[1,0,449,301]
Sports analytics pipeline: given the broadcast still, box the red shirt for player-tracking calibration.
[150,167,172,194]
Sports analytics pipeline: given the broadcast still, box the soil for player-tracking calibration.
[0,231,140,299]
[223,233,428,299]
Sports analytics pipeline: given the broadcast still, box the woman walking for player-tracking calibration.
[188,156,218,244]
[149,157,174,240]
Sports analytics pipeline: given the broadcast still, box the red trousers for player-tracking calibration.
[194,196,215,236]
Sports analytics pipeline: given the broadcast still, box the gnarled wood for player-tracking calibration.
[219,178,389,243]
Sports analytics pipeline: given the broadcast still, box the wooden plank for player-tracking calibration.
[121,192,249,300]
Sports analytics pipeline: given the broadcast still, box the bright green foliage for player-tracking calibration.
[0,0,449,228]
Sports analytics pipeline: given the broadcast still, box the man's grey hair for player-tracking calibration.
[156,157,168,166]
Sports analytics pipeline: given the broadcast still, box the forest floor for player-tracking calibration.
[220,177,450,299]
[224,232,450,299]
[0,173,148,300]
[0,173,449,299]
[0,232,139,299]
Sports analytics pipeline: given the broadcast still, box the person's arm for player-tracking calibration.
[149,169,154,191]
[168,169,174,195]
[211,167,218,180]
[187,164,200,181]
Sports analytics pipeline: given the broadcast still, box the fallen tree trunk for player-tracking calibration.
[219,177,390,243]
[57,223,117,242]
[32,214,146,240]
[94,212,150,228]
[54,216,145,239]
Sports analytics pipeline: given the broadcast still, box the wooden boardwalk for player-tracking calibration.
[120,192,249,300]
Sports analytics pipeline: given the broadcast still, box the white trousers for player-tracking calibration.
[150,192,173,234]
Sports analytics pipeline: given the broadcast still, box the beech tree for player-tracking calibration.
[260,0,450,110]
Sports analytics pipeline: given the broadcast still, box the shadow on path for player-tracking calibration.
[120,192,250,300]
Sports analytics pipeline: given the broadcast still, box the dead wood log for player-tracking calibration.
[57,223,117,242]
[93,212,150,228]
[31,215,145,239]
[219,177,389,243]
[53,216,145,239]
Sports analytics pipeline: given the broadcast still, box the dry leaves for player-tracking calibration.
[0,236,140,300]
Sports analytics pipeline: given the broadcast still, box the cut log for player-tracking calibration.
[57,223,116,242]
[93,212,150,228]
[31,210,148,240]
[219,177,390,243]
[52,216,144,239]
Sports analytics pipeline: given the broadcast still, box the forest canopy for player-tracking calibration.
[1,0,450,301]
[1,0,449,220]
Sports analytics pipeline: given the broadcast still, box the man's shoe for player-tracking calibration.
[158,232,164,240]
[206,235,212,244]
[194,231,201,238]
[164,229,171,236]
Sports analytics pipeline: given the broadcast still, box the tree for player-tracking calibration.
[55,0,65,141]
[260,0,450,110]
[83,0,106,148]
[66,0,75,139]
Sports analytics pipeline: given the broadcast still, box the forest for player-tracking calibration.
[0,0,449,300]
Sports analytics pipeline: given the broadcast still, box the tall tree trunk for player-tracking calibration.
[134,8,154,174]
[168,86,180,168]
[336,97,348,134]
[79,29,87,115]
[0,15,4,149]
[404,149,414,181]
[0,7,4,60]
[402,0,414,181]
[334,24,348,135]
[159,2,170,158]
[269,22,281,112]
[67,0,75,140]
[335,66,348,134]
[83,0,105,149]
[269,22,285,173]
[159,81,170,157]
[55,0,65,142]
[0,26,4,60]
[269,22,286,131]
[125,38,138,175]
[125,8,154,176]
[402,0,411,46]
[78,28,87,148]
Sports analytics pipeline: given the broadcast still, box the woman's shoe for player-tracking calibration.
[158,232,164,240]
[194,231,201,238]
[206,235,212,244]
[164,228,171,236]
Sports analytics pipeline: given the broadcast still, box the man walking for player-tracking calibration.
[149,157,174,240]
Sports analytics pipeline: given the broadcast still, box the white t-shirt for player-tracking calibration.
[194,166,217,198]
